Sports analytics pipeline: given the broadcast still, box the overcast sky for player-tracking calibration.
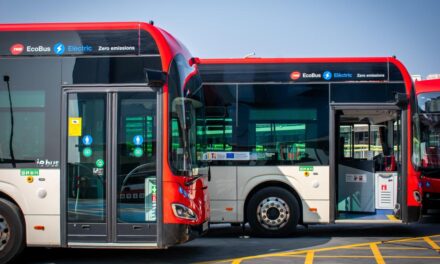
[0,0,439,77]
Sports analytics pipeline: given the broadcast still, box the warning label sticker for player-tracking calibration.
[68,117,82,137]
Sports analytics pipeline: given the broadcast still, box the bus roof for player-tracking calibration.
[0,22,192,71]
[415,79,440,94]
[200,57,402,64]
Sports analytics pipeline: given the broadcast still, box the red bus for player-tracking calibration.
[413,79,440,213]
[0,22,208,262]
[198,57,421,236]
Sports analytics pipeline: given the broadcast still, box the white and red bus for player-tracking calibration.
[0,22,209,262]
[413,79,440,213]
[198,57,421,236]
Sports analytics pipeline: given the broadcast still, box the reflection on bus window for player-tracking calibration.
[198,83,329,166]
[416,92,440,169]
[168,54,205,174]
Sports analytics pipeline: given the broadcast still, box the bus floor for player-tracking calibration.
[337,209,397,221]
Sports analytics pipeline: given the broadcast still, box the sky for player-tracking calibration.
[0,0,439,77]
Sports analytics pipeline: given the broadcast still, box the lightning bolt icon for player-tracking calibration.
[54,43,64,55]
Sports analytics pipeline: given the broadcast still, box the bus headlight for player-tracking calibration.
[172,203,197,221]
[413,191,421,203]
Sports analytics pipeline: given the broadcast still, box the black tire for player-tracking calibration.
[0,198,25,264]
[247,187,300,237]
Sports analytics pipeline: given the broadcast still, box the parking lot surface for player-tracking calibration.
[202,234,440,264]
[17,214,440,264]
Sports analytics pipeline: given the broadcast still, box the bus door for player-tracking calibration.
[63,87,160,244]
[332,106,404,222]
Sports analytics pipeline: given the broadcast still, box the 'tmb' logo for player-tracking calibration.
[10,43,24,55]
[54,42,65,55]
[290,71,301,80]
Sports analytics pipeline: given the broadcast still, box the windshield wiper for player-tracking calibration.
[184,173,203,186]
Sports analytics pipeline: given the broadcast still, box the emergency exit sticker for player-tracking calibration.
[299,166,314,172]
[68,117,82,137]
[20,168,39,176]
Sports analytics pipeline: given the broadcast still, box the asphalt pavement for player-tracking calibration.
[16,213,440,264]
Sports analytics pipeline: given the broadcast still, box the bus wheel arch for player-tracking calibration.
[244,181,302,236]
[0,194,26,263]
[0,191,21,209]
[0,191,26,225]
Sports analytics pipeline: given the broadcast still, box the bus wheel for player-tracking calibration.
[0,198,25,263]
[247,187,300,237]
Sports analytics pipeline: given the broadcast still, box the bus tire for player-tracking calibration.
[0,198,25,263]
[247,186,300,237]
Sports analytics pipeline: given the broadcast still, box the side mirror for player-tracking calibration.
[395,93,408,107]
[145,69,167,88]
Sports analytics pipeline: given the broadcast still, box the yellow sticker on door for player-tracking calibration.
[68,117,82,137]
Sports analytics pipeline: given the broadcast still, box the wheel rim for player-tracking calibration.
[256,197,290,230]
[0,213,10,251]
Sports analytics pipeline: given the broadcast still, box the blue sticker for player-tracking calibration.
[133,135,144,146]
[82,135,93,146]
[323,71,332,80]
[178,186,189,199]
[226,153,234,159]
[54,42,65,55]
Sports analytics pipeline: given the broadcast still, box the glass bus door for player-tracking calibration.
[65,88,158,244]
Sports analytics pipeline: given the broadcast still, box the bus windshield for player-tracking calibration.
[172,96,202,173]
[169,55,205,176]
[417,92,440,169]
